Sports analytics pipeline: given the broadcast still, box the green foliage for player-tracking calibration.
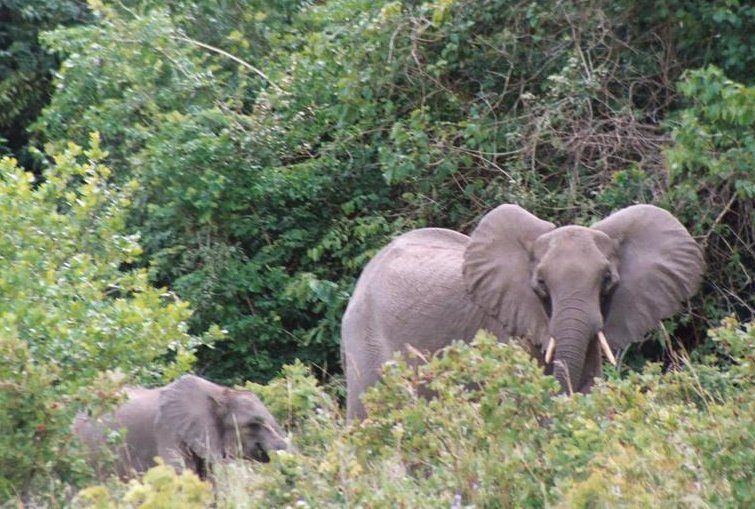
[648,0,755,84]
[76,460,212,508]
[0,137,205,501]
[0,0,91,168]
[665,67,754,324]
[139,322,752,507]
[6,0,753,504]
[244,360,340,452]
[31,0,755,385]
[53,320,753,505]
[33,0,401,382]
[64,320,755,505]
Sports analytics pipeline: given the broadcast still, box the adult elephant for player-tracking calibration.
[74,374,287,479]
[341,204,704,419]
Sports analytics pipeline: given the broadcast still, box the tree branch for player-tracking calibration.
[172,35,283,93]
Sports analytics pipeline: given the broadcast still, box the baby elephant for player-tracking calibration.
[74,374,287,479]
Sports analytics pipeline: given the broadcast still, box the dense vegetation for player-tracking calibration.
[0,139,213,499]
[0,0,753,504]
[0,0,90,170]
[80,324,755,507]
[17,0,754,383]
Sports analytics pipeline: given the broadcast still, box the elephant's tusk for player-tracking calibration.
[597,331,616,366]
[544,337,556,364]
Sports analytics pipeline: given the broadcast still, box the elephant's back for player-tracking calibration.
[359,227,468,285]
[342,227,484,355]
[346,228,467,312]
[385,227,469,253]
[391,227,469,247]
[117,387,159,419]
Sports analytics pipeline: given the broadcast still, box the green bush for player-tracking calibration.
[66,319,753,506]
[76,461,212,508]
[5,0,752,504]
[33,0,753,384]
[665,67,755,324]
[144,321,752,507]
[0,136,209,502]
[245,360,341,453]
[34,2,370,382]
[0,0,91,169]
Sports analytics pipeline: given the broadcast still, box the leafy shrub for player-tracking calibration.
[76,461,212,508]
[34,0,753,385]
[245,360,341,453]
[0,0,91,169]
[648,0,755,84]
[35,3,372,383]
[0,137,208,502]
[66,319,753,506]
[665,67,754,325]
[146,321,752,507]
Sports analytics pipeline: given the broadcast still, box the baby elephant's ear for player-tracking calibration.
[157,375,225,461]
[592,205,704,350]
[463,204,555,342]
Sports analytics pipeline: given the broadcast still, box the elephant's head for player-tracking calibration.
[463,205,703,394]
[157,375,287,466]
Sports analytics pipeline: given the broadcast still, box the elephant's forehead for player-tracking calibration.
[534,226,611,258]
[229,394,265,416]
[538,225,593,244]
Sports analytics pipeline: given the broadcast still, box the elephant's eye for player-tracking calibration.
[601,272,613,291]
[535,277,548,296]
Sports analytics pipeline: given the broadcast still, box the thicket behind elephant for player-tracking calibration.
[73,374,287,479]
[341,204,704,419]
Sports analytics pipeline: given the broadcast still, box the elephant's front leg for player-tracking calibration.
[156,433,189,473]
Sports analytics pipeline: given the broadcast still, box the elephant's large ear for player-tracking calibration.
[592,205,704,349]
[463,204,555,342]
[157,375,226,461]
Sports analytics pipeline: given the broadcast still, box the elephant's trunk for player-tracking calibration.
[552,335,588,394]
[550,297,601,394]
